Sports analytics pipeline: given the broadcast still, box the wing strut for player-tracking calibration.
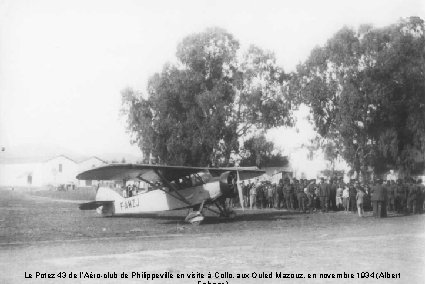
[153,169,193,205]
[153,169,221,216]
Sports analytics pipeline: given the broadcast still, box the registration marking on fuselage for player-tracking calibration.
[119,197,140,210]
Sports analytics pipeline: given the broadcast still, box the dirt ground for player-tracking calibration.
[0,189,424,284]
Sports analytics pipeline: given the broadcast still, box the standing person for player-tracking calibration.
[371,179,387,218]
[250,180,258,209]
[292,179,299,210]
[277,179,284,209]
[342,183,350,213]
[407,179,418,214]
[314,181,321,210]
[307,179,318,211]
[257,182,265,209]
[349,181,357,214]
[307,179,316,213]
[273,183,279,208]
[370,179,379,217]
[336,181,343,211]
[242,181,249,208]
[228,176,237,208]
[356,184,365,217]
[283,178,294,210]
[387,180,396,212]
[305,184,314,214]
[296,181,306,213]
[395,179,406,213]
[122,185,127,198]
[417,179,425,214]
[318,178,330,213]
[267,182,275,208]
[328,178,337,211]
[362,182,372,211]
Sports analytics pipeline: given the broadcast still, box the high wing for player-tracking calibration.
[76,163,265,182]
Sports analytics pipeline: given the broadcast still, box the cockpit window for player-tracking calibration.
[170,171,212,189]
[197,171,212,184]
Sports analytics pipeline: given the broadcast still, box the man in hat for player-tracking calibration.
[371,179,387,218]
[318,177,330,212]
[328,178,337,211]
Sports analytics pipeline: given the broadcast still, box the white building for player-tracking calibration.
[77,157,107,187]
[0,155,106,188]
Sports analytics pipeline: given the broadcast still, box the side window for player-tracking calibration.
[85,180,92,186]
[27,174,32,185]
[59,164,63,173]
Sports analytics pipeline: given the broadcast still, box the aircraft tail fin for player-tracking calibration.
[79,186,122,212]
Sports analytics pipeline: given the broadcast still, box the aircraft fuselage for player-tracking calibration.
[95,181,223,216]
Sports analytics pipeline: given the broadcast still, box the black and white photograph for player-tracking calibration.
[0,0,424,283]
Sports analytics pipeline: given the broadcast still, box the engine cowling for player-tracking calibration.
[219,171,237,198]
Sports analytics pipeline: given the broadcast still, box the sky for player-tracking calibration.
[0,0,424,158]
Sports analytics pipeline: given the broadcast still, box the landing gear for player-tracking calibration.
[185,211,204,225]
[215,199,236,219]
[96,205,114,217]
[184,198,236,225]
[185,201,206,225]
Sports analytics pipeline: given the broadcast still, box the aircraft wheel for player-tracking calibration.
[185,212,204,225]
[190,220,202,226]
[96,206,103,215]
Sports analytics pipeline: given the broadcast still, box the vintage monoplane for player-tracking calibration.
[77,164,264,224]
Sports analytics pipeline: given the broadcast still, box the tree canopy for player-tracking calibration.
[239,134,289,168]
[294,17,425,178]
[122,27,293,166]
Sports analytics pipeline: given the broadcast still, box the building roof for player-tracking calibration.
[0,154,106,165]
[44,155,77,163]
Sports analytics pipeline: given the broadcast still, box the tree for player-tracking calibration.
[239,134,288,168]
[122,27,293,166]
[295,17,424,179]
[323,140,341,176]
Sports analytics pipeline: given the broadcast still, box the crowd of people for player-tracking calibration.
[236,177,425,218]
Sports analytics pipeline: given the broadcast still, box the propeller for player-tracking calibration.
[236,169,244,211]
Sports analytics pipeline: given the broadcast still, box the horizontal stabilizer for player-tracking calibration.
[79,201,114,210]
